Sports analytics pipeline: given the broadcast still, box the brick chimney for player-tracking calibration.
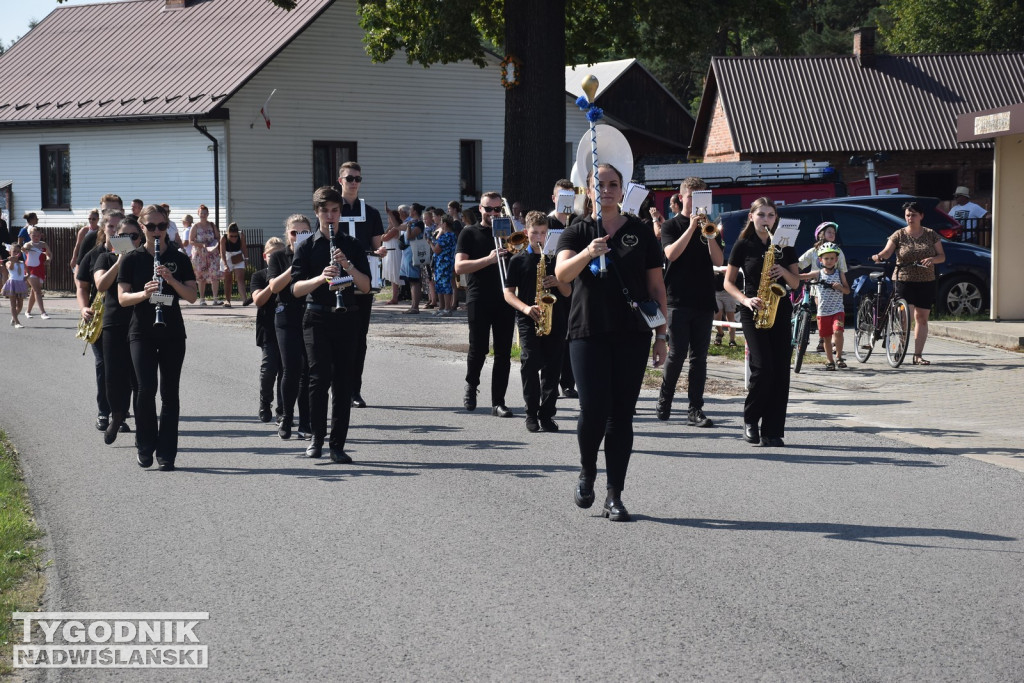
[165,0,188,8]
[853,27,877,68]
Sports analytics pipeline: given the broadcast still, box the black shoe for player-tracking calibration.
[258,403,273,422]
[687,408,713,428]
[276,415,285,427]
[602,490,631,521]
[119,422,131,433]
[104,413,125,445]
[295,430,312,441]
[561,387,578,398]
[574,472,596,509]
[464,384,478,411]
[761,436,785,447]
[539,418,559,432]
[243,297,253,307]
[525,417,540,432]
[157,461,176,472]
[137,449,154,468]
[656,395,671,421]
[96,414,109,432]
[329,448,352,464]
[491,405,513,418]
[278,418,292,440]
[744,423,760,444]
[305,439,323,458]
[351,393,366,408]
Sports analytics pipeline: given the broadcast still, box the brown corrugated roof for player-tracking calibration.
[0,0,333,125]
[700,53,1024,152]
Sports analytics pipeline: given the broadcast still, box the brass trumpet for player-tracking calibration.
[503,230,530,254]
[697,212,718,243]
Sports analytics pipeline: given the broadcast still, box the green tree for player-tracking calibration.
[880,0,1024,52]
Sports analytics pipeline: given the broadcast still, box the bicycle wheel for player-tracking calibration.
[853,297,874,363]
[793,309,812,373]
[885,297,911,368]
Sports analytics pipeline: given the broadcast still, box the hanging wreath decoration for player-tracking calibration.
[500,55,521,89]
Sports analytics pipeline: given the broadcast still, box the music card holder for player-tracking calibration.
[556,190,575,215]
[620,182,649,217]
[491,217,512,239]
[328,274,354,291]
[544,228,564,256]
[150,293,174,306]
[293,230,314,247]
[109,236,136,255]
[773,218,801,248]
[691,190,713,217]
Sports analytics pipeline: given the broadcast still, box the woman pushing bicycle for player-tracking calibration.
[871,201,945,366]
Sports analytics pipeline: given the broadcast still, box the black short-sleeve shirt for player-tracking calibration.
[727,234,798,298]
[117,242,196,340]
[456,223,503,306]
[660,215,718,311]
[557,215,663,339]
[76,243,106,300]
[290,229,370,311]
[505,249,568,338]
[250,267,275,346]
[94,250,131,329]
[340,199,384,254]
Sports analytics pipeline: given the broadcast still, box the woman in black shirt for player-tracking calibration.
[118,205,197,470]
[722,197,800,447]
[555,163,667,522]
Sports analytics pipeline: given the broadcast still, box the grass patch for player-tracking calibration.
[929,311,990,322]
[708,339,746,361]
[488,344,522,361]
[0,431,46,676]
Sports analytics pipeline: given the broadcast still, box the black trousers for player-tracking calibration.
[130,335,186,464]
[739,300,793,438]
[570,333,651,492]
[660,305,714,410]
[351,294,373,396]
[91,334,110,417]
[275,313,310,432]
[465,300,515,406]
[102,324,137,416]
[259,331,283,415]
[303,308,357,450]
[519,324,564,419]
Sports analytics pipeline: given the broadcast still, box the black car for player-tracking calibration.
[719,202,990,315]
[810,194,962,240]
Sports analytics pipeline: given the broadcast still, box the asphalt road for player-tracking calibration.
[5,309,1024,681]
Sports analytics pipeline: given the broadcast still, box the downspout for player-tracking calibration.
[192,116,220,227]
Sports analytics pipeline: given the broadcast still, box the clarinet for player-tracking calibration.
[327,223,347,313]
[153,238,166,328]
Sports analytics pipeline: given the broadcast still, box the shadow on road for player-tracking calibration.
[632,517,1020,549]
[635,447,944,468]
[180,459,579,480]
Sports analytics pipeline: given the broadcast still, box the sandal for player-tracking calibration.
[824,362,836,371]
[728,340,738,348]
[837,359,847,369]
[912,355,931,365]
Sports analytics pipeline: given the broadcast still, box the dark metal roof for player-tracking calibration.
[703,53,1024,152]
[0,0,333,126]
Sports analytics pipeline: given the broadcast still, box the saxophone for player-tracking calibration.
[535,243,557,336]
[754,243,787,329]
[75,290,105,355]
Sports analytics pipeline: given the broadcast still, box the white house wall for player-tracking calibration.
[0,120,226,228]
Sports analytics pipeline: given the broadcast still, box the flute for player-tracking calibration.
[153,238,166,328]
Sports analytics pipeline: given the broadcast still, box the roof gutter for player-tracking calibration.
[192,116,221,229]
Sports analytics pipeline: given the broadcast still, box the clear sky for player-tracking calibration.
[1,0,120,50]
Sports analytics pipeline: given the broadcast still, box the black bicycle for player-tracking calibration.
[791,281,822,374]
[853,266,910,368]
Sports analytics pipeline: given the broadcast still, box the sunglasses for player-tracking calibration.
[342,175,363,183]
[119,233,141,240]
[143,222,168,231]
[481,205,502,213]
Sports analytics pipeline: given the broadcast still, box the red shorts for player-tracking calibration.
[817,312,844,337]
[26,264,46,282]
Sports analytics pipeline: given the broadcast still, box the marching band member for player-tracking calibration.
[290,187,371,462]
[722,197,800,447]
[118,205,198,470]
[251,237,286,424]
[76,214,115,434]
[556,164,667,522]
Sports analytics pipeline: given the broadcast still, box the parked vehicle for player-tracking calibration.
[810,194,963,240]
[719,202,990,316]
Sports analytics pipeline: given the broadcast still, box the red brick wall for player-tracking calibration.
[703,95,739,162]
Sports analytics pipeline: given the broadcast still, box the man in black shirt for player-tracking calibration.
[291,186,371,462]
[657,177,723,426]
[455,191,515,416]
[546,178,578,398]
[336,161,385,409]
[503,212,572,432]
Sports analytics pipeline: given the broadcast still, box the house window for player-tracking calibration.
[40,144,71,209]
[914,170,956,199]
[460,140,482,202]
[565,143,574,180]
[313,141,357,190]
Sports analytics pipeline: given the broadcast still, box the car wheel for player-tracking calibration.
[936,275,985,316]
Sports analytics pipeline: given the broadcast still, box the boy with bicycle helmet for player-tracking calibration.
[799,222,848,355]
[803,242,850,369]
